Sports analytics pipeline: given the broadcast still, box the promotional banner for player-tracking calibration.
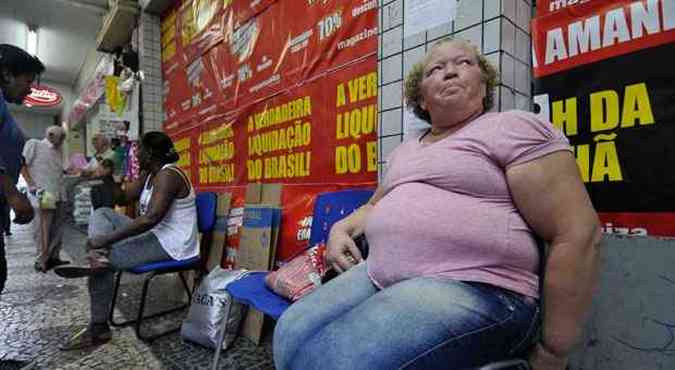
[161,0,378,262]
[533,0,675,236]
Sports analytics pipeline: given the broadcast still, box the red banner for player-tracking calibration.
[533,0,675,236]
[161,0,378,264]
[532,0,675,77]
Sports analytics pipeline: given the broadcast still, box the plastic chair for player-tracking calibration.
[211,188,374,368]
[477,359,531,369]
[108,192,217,342]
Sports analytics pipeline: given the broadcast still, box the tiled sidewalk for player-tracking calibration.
[0,222,274,369]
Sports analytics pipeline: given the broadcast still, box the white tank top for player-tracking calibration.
[139,164,199,260]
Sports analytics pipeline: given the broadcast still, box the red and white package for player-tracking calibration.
[265,243,328,301]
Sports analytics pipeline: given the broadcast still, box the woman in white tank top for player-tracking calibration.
[55,131,198,350]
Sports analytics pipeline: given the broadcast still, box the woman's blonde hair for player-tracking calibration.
[404,38,499,123]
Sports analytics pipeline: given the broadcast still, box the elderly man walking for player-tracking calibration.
[21,126,70,272]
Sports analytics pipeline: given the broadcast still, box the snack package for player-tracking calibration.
[265,243,328,301]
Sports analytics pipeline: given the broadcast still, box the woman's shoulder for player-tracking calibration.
[474,110,563,137]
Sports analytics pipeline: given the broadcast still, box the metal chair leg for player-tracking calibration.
[109,272,125,327]
[109,269,194,342]
[211,298,234,370]
[134,270,155,341]
[178,271,192,300]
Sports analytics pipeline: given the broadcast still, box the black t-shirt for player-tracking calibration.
[90,176,117,210]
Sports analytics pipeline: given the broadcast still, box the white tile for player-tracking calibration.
[501,52,515,89]
[483,19,501,54]
[380,108,403,136]
[382,26,403,58]
[516,0,532,33]
[381,81,402,110]
[500,86,516,111]
[515,28,531,63]
[382,0,403,30]
[380,135,403,161]
[426,21,453,41]
[456,0,483,30]
[454,24,482,51]
[381,54,403,84]
[403,45,426,77]
[515,93,532,112]
[502,0,517,23]
[403,31,425,50]
[514,60,530,95]
[501,18,516,55]
[485,52,500,75]
[484,0,501,20]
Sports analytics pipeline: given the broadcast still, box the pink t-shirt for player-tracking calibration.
[366,110,572,298]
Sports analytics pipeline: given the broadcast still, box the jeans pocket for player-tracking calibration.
[508,303,541,357]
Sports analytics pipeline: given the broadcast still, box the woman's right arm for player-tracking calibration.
[325,186,386,273]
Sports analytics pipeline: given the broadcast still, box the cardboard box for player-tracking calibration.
[205,193,231,272]
[238,206,281,271]
[239,183,282,344]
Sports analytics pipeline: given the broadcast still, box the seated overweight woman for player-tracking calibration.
[273,38,602,370]
[55,131,199,350]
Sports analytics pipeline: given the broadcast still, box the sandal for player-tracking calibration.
[54,249,110,278]
[60,326,111,351]
[54,265,108,278]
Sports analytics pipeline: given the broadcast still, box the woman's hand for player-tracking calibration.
[325,227,363,274]
[86,236,109,250]
[528,343,568,370]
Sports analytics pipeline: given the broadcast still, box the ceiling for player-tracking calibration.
[0,0,107,87]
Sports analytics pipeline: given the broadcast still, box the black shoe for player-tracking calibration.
[4,231,11,236]
[54,265,107,278]
[47,258,70,270]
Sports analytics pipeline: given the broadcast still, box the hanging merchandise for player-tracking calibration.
[125,141,140,181]
[105,75,126,115]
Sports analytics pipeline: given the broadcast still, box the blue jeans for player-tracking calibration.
[87,208,170,324]
[274,263,539,370]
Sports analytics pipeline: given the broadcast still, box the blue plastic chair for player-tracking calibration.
[224,188,374,320]
[211,189,374,368]
[109,192,217,342]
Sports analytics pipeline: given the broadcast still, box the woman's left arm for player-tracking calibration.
[89,170,182,248]
[506,150,603,369]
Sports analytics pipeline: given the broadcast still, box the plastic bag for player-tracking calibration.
[181,267,248,350]
[265,243,328,301]
[37,189,57,210]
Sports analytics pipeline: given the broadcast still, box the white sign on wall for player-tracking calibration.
[404,0,458,38]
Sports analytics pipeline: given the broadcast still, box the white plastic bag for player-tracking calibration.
[181,267,247,350]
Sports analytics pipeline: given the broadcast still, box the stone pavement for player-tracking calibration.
[0,222,275,369]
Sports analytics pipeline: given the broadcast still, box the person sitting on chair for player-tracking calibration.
[89,159,123,211]
[56,131,199,350]
[273,38,602,370]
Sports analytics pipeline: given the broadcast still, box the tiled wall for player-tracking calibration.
[138,12,164,134]
[377,0,533,181]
